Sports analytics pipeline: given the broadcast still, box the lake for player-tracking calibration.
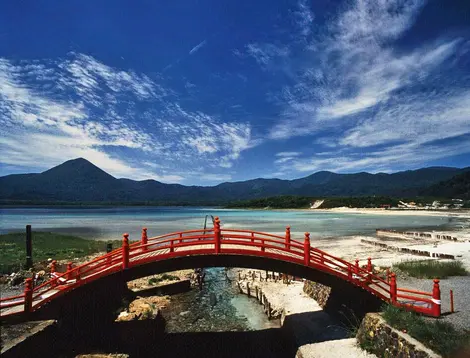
[0,206,459,241]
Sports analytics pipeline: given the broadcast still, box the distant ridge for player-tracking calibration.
[0,158,468,204]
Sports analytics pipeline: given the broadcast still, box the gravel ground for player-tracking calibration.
[398,276,470,330]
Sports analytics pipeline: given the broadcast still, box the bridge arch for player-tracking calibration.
[0,218,441,323]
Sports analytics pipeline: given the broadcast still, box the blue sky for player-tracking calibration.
[1,0,469,185]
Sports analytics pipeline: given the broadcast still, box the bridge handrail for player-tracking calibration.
[220,228,287,240]
[221,234,305,251]
[147,228,215,242]
[1,224,441,319]
[30,250,124,302]
[128,234,216,256]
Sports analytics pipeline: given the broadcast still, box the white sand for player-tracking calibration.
[235,269,376,358]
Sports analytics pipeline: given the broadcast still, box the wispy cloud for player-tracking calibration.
[245,43,290,67]
[265,0,470,173]
[189,40,207,55]
[0,53,259,182]
[292,0,314,38]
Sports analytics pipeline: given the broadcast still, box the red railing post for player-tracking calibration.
[261,239,265,252]
[141,228,148,251]
[450,290,454,313]
[304,232,310,266]
[76,266,81,282]
[355,259,359,274]
[24,278,33,314]
[366,257,372,283]
[390,273,397,304]
[347,264,352,280]
[251,232,255,243]
[214,217,221,254]
[50,260,57,287]
[432,279,441,317]
[285,226,291,250]
[170,238,174,253]
[66,262,73,281]
[122,233,129,269]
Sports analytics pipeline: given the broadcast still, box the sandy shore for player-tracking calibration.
[273,207,470,218]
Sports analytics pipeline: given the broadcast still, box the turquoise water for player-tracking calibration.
[0,206,456,241]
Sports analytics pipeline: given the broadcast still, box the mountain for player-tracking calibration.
[0,158,468,204]
[421,171,470,200]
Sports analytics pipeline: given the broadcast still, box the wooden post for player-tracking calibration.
[214,217,221,254]
[304,232,311,266]
[247,282,250,297]
[390,273,397,304]
[141,228,148,251]
[367,257,372,283]
[450,290,454,313]
[26,225,33,269]
[432,279,441,317]
[285,226,291,250]
[24,278,33,314]
[66,262,73,281]
[122,233,129,270]
[50,260,57,287]
[255,286,259,300]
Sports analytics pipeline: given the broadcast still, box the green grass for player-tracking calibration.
[148,274,180,285]
[393,259,468,279]
[382,305,470,357]
[0,231,123,274]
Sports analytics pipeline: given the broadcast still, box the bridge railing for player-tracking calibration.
[0,218,441,319]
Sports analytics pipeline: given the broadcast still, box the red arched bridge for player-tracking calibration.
[0,217,441,319]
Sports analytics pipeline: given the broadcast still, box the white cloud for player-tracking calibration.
[293,0,314,37]
[199,173,232,182]
[0,54,258,181]
[267,0,470,174]
[189,40,207,55]
[276,151,301,157]
[246,43,290,66]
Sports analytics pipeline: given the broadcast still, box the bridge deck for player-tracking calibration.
[0,222,440,318]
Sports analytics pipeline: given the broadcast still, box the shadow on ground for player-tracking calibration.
[41,310,352,358]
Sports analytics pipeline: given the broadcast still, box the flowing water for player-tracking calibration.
[161,268,279,332]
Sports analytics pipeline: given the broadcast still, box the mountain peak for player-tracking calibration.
[41,158,116,180]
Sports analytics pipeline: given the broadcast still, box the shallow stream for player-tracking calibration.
[161,267,279,332]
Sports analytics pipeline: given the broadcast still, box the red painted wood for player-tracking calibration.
[0,226,441,318]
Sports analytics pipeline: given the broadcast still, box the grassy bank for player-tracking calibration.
[381,305,470,357]
[0,231,122,274]
[393,260,468,279]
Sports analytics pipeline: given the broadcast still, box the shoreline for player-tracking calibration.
[255,207,470,217]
